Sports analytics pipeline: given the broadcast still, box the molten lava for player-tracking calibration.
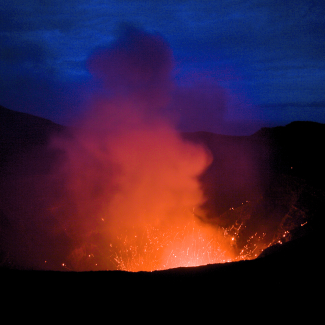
[110,214,236,272]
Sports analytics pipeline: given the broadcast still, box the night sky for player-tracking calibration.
[1,0,325,135]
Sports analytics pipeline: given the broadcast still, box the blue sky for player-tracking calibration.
[1,0,325,134]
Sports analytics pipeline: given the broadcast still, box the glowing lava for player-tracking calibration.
[109,214,236,272]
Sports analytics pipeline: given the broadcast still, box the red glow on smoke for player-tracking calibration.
[49,26,256,272]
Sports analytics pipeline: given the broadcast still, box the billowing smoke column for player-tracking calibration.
[87,25,173,111]
[51,25,236,271]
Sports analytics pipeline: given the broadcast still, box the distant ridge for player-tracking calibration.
[0,104,65,148]
[0,105,66,173]
[250,120,325,189]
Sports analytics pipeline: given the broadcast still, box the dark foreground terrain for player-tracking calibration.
[0,105,323,308]
[2,231,319,287]
[1,233,320,315]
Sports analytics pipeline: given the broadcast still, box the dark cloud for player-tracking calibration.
[0,38,46,64]
[0,0,324,130]
[87,24,174,109]
[0,7,40,32]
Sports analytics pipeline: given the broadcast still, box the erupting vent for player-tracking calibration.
[46,26,278,272]
[111,216,235,272]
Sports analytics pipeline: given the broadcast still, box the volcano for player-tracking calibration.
[0,105,322,298]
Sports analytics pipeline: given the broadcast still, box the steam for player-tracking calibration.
[51,25,223,270]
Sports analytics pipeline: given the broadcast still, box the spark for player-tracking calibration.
[109,216,237,272]
[57,210,298,271]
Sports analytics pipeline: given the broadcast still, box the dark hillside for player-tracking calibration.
[251,121,325,189]
[0,104,65,175]
[182,123,324,257]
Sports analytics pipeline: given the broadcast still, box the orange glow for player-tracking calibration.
[110,214,236,272]
[49,28,273,272]
[53,116,273,271]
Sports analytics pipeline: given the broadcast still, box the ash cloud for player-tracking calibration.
[50,25,220,270]
[87,24,174,110]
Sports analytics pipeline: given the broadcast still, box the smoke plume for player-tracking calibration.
[49,25,237,271]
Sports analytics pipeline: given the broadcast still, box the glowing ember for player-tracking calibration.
[103,214,285,272]
[109,215,236,272]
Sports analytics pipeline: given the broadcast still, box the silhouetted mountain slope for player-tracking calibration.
[182,123,324,258]
[0,105,65,175]
[182,131,265,220]
[0,104,64,153]
[251,121,325,189]
[183,121,325,209]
